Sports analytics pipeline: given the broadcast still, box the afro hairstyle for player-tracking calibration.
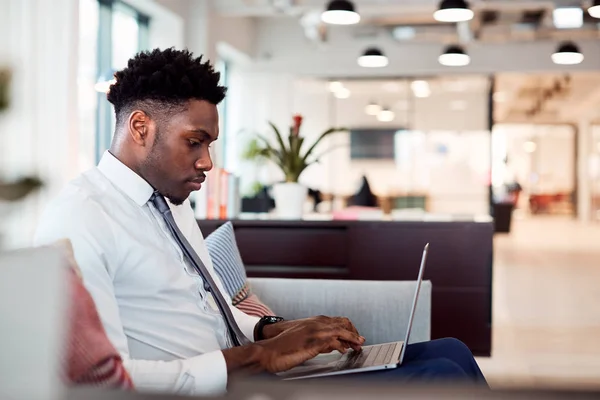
[106,47,226,126]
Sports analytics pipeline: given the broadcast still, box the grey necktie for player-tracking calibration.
[150,191,250,346]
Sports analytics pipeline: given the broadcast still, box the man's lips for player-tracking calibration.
[189,176,206,184]
[187,175,206,190]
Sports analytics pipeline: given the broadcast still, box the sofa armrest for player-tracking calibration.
[248,278,431,345]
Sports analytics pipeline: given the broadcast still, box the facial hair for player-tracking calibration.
[140,127,186,206]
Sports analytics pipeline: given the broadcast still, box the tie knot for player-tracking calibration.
[150,191,170,214]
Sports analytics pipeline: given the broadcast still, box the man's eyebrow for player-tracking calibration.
[188,128,218,140]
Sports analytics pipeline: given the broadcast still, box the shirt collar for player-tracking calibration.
[97,151,155,206]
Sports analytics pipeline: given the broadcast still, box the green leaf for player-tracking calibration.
[255,135,287,168]
[301,127,347,163]
[306,143,349,164]
[268,121,289,159]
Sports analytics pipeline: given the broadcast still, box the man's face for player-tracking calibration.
[140,99,218,205]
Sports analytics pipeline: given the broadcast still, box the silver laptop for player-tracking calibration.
[0,247,68,400]
[278,243,430,380]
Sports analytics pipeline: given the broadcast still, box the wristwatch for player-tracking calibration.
[254,316,285,341]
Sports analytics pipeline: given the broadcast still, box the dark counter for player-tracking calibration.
[198,218,493,356]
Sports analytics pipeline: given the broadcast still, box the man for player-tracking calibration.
[35,48,486,396]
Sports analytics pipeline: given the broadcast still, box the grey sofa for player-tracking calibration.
[249,278,431,346]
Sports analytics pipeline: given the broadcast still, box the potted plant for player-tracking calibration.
[0,67,42,246]
[243,115,345,219]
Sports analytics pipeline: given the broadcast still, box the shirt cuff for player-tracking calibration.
[188,350,228,396]
[240,315,260,343]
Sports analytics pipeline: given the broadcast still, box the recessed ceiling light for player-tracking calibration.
[328,81,344,92]
[493,92,507,103]
[411,80,431,98]
[551,41,584,65]
[391,26,416,41]
[357,47,389,68]
[334,87,351,99]
[321,0,360,25]
[377,108,395,122]
[365,102,382,115]
[523,141,537,153]
[433,0,474,23]
[553,7,583,29]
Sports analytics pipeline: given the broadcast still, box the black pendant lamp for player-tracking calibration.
[438,45,471,66]
[589,0,600,18]
[321,0,360,25]
[357,47,389,68]
[551,41,584,65]
[433,0,474,22]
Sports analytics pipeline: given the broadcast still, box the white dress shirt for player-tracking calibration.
[34,151,260,396]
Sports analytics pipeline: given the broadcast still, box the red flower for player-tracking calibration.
[292,114,303,136]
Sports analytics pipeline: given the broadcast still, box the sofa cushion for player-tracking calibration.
[205,222,274,317]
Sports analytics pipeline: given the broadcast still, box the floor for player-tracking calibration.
[476,216,600,391]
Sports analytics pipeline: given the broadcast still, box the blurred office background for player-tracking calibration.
[1,0,600,393]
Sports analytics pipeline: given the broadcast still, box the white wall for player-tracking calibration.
[0,0,80,249]
[0,0,186,248]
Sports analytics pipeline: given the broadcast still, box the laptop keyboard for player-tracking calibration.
[337,343,398,370]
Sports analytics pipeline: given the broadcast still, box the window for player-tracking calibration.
[94,0,150,162]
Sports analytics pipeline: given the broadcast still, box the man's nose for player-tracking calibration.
[195,157,213,171]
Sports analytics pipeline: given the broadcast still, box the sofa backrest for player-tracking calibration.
[249,278,431,345]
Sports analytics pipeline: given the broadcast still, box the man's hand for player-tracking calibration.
[261,315,364,350]
[222,315,365,374]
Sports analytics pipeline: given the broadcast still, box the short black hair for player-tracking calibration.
[107,47,226,126]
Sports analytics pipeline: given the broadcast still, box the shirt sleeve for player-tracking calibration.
[231,304,261,342]
[34,199,229,396]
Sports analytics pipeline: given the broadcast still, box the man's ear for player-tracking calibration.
[128,110,150,146]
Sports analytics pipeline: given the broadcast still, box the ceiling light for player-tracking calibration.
[411,80,431,98]
[94,70,116,93]
[377,108,395,122]
[334,87,351,99]
[392,26,416,41]
[523,141,537,153]
[321,0,360,25]
[493,92,507,103]
[553,7,583,29]
[438,45,470,67]
[590,1,600,18]
[357,47,389,68]
[551,41,584,65]
[328,81,344,92]
[433,0,474,23]
[365,102,382,116]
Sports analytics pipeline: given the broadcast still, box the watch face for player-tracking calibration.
[265,316,284,323]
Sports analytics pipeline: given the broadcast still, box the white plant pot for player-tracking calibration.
[272,182,307,220]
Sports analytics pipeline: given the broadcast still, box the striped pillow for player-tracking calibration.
[205,222,274,318]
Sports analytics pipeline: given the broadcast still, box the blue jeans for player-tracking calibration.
[328,338,488,386]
